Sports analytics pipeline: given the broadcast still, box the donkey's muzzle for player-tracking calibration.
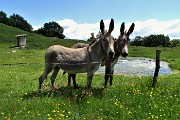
[108,51,114,59]
[122,53,128,57]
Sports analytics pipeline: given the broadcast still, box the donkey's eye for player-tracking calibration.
[103,38,106,41]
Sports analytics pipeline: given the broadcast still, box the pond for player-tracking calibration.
[96,57,174,76]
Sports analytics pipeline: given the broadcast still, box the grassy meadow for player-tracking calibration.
[0,23,179,119]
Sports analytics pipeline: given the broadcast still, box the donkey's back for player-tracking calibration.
[71,43,89,48]
[45,45,90,73]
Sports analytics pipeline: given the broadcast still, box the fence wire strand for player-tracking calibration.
[0,62,101,66]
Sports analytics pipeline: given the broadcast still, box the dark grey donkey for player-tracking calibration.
[66,22,135,88]
[102,22,135,87]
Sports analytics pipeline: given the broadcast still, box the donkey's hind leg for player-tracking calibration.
[67,73,72,87]
[72,74,79,89]
[68,74,78,89]
[50,66,60,90]
[38,64,53,93]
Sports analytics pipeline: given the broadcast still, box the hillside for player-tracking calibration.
[0,23,87,49]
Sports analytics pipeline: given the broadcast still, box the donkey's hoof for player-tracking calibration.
[52,85,59,91]
[103,83,108,88]
[86,89,92,95]
[74,84,79,89]
[86,87,92,94]
[38,89,41,94]
[110,81,113,86]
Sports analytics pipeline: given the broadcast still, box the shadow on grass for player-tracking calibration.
[22,86,105,104]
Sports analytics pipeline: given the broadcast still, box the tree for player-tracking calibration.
[143,34,170,47]
[35,21,65,39]
[170,39,180,47]
[87,33,96,42]
[9,13,32,32]
[157,34,170,47]
[0,11,9,24]
[131,36,143,46]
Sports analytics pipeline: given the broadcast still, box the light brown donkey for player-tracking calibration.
[63,40,96,88]
[38,19,115,92]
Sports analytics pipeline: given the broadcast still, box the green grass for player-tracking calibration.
[0,23,180,119]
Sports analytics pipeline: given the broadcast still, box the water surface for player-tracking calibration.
[96,57,174,76]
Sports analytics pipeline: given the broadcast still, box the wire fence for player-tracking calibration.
[0,62,101,66]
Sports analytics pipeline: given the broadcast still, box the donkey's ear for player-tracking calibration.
[100,19,105,34]
[108,18,114,33]
[127,23,135,36]
[120,22,125,35]
[113,38,117,41]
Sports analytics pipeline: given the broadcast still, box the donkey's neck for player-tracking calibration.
[88,40,106,62]
[114,41,121,58]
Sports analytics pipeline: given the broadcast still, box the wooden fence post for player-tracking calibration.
[152,50,161,87]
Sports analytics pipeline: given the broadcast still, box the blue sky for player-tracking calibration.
[1,0,180,40]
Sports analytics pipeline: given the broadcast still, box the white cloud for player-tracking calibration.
[57,19,99,40]
[33,19,180,40]
[132,19,180,39]
[33,25,42,30]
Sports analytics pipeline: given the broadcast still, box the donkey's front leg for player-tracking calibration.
[104,65,111,87]
[109,68,114,86]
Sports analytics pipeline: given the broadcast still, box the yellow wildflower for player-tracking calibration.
[59,113,64,117]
